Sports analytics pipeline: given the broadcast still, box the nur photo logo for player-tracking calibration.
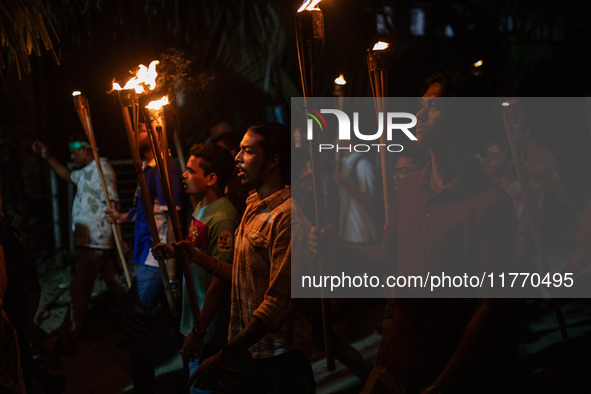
[304,107,417,153]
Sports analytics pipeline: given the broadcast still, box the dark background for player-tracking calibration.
[2,2,591,392]
[1,0,591,269]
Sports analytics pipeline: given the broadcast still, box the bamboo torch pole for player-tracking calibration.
[145,99,202,332]
[115,88,178,317]
[500,100,568,339]
[333,74,346,176]
[72,91,132,287]
[367,41,391,221]
[296,0,335,371]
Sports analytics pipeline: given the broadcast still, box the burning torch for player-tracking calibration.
[71,91,132,287]
[500,100,567,339]
[333,74,346,109]
[296,0,335,371]
[332,74,346,174]
[145,96,202,332]
[367,41,392,220]
[113,73,179,316]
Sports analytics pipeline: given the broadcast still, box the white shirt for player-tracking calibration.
[70,158,119,249]
[339,152,378,243]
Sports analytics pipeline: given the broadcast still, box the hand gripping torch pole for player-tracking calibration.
[145,106,202,332]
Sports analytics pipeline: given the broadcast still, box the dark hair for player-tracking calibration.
[421,70,498,154]
[247,122,291,181]
[190,143,234,192]
[421,69,491,97]
[483,139,511,158]
[213,131,242,153]
[68,131,90,144]
[137,123,151,156]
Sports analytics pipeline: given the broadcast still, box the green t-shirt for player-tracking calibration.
[182,196,239,347]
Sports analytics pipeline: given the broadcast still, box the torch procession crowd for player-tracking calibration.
[0,2,589,394]
[0,65,587,394]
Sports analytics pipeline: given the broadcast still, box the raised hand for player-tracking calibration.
[32,140,49,159]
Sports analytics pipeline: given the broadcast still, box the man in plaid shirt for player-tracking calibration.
[177,122,314,393]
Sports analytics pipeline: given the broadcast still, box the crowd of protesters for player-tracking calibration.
[0,69,587,394]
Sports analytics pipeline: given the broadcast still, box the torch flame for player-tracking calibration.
[135,60,159,90]
[473,59,483,67]
[373,41,390,51]
[334,74,347,85]
[124,78,144,93]
[111,77,144,93]
[297,0,321,12]
[72,91,81,96]
[112,60,159,94]
[146,96,169,110]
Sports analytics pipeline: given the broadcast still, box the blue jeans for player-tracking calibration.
[121,265,165,393]
[188,343,220,394]
[133,264,164,314]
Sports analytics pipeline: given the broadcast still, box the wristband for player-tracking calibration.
[210,256,221,275]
